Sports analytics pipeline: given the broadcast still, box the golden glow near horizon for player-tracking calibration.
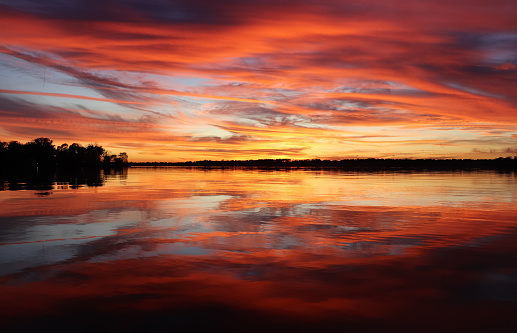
[1,0,517,162]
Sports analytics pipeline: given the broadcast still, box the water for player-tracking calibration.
[1,168,517,332]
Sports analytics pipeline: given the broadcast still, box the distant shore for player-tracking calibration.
[129,157,517,171]
[2,137,516,172]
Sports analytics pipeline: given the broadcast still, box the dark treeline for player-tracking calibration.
[132,157,517,170]
[4,137,515,171]
[0,137,129,170]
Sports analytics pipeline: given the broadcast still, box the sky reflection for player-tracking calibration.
[1,168,517,331]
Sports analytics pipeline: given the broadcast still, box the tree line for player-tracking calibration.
[132,157,517,170]
[0,137,128,170]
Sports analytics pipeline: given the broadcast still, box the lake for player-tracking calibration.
[1,167,517,332]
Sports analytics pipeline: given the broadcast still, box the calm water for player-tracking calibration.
[1,168,517,332]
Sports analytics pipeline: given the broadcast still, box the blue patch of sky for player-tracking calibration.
[446,83,502,99]
[0,53,49,91]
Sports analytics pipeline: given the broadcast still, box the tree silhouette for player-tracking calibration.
[28,137,56,167]
[0,137,128,170]
[116,152,128,165]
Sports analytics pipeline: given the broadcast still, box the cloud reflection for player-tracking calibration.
[1,168,517,330]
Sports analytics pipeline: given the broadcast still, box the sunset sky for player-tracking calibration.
[1,0,517,162]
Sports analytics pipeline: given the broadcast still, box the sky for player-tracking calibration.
[1,0,517,162]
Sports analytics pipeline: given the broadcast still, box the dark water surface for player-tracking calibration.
[1,168,517,332]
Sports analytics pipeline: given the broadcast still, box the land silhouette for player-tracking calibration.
[1,137,517,172]
[0,137,128,171]
[132,157,517,170]
[0,138,129,190]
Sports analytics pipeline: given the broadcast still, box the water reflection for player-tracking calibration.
[0,167,128,191]
[1,168,516,332]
